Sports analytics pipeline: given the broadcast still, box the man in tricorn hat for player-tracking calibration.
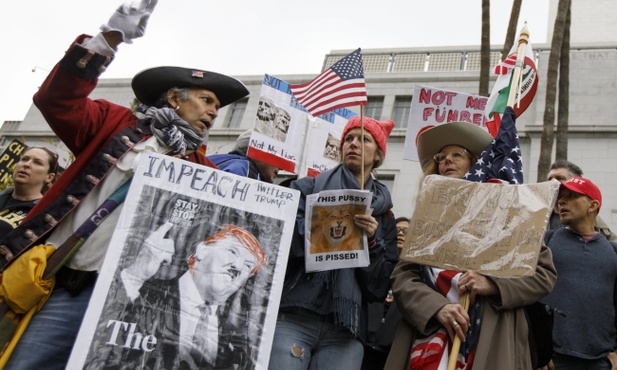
[0,1,249,369]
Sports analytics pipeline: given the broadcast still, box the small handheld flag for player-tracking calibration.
[290,48,367,117]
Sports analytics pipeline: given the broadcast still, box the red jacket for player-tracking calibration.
[0,35,216,268]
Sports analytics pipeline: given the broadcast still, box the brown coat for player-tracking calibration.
[384,245,556,370]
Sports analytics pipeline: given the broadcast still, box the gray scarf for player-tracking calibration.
[136,106,205,155]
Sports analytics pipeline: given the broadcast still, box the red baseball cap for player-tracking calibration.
[560,177,602,210]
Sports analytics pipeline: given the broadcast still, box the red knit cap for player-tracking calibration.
[339,116,395,156]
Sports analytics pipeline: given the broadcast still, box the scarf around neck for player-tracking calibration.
[295,164,393,336]
[135,106,206,156]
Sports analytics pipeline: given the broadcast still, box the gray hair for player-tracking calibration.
[152,87,191,108]
[549,159,583,177]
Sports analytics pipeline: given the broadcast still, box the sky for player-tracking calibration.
[0,0,550,125]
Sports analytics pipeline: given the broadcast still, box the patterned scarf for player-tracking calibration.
[135,106,206,156]
[409,267,482,370]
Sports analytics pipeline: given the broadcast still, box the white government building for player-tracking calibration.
[1,0,616,231]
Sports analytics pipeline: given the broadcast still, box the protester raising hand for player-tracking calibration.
[100,0,158,44]
[1,0,249,367]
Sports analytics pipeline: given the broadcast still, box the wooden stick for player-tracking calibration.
[506,23,531,108]
[360,106,365,190]
[446,293,471,370]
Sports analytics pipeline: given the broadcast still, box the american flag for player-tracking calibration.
[409,268,481,369]
[290,48,367,117]
[465,107,523,184]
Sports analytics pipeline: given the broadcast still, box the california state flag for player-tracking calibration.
[484,29,539,137]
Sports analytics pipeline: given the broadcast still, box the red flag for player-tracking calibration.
[290,48,367,117]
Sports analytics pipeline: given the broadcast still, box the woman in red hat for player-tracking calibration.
[268,115,399,370]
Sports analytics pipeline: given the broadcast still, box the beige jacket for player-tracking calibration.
[385,245,556,370]
[596,216,616,241]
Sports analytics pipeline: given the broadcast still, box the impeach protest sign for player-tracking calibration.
[0,139,27,184]
[401,175,560,277]
[67,153,300,370]
[247,74,356,177]
[304,189,372,272]
[402,85,490,161]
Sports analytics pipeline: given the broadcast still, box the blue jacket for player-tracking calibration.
[208,153,266,182]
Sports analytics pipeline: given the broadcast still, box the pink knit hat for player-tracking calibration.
[339,116,395,156]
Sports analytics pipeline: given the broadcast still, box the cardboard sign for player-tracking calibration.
[401,175,559,277]
[67,153,300,370]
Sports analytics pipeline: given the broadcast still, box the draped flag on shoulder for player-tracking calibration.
[484,25,538,138]
[410,268,482,369]
[290,48,367,117]
[466,107,523,184]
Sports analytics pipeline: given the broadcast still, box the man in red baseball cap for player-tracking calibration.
[558,176,602,222]
[541,176,617,369]
[546,160,615,241]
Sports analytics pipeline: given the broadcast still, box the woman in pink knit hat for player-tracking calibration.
[268,116,399,370]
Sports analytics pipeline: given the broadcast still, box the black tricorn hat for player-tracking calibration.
[131,66,249,108]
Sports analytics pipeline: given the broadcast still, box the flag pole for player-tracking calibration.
[296,115,314,178]
[447,292,471,370]
[506,23,530,108]
[360,105,365,190]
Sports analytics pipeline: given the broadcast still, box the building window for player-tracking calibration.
[365,96,384,119]
[392,96,412,128]
[224,98,248,128]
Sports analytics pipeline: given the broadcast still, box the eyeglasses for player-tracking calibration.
[433,149,469,164]
[397,227,408,234]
